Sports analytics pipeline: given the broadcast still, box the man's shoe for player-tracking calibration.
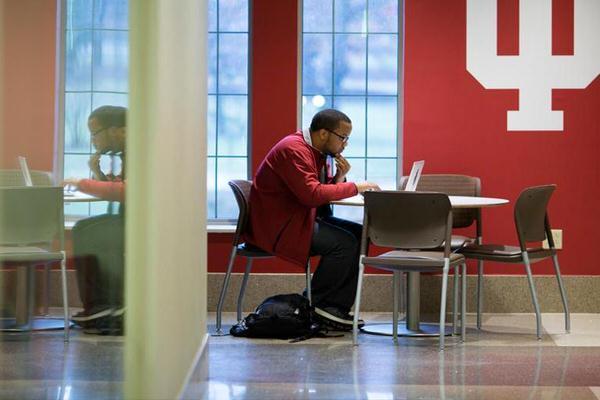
[314,306,365,331]
[71,306,113,327]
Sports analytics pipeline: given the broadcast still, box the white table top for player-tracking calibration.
[63,191,102,202]
[332,194,509,208]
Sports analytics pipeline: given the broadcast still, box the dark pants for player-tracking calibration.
[310,216,362,312]
[72,213,125,311]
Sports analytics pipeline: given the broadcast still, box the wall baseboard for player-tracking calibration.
[1,270,597,314]
[207,272,600,314]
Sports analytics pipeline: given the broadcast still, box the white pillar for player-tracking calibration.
[125,1,207,398]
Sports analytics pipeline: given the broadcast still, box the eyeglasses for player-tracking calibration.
[91,127,109,137]
[325,128,350,143]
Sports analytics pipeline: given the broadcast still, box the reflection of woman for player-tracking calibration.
[63,105,126,334]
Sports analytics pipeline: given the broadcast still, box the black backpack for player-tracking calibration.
[230,294,325,342]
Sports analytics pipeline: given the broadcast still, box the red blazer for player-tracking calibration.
[245,132,358,266]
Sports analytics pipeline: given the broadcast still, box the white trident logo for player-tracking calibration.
[466,0,600,131]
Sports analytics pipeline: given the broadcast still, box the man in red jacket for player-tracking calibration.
[246,109,380,330]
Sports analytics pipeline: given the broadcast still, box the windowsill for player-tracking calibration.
[64,216,236,233]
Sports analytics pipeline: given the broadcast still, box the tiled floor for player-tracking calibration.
[2,313,600,399]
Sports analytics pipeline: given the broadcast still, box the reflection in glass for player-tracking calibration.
[65,30,92,92]
[66,0,93,30]
[64,154,92,179]
[92,31,128,93]
[217,157,248,219]
[94,0,128,30]
[217,96,248,156]
[334,34,366,95]
[65,93,92,153]
[92,93,128,109]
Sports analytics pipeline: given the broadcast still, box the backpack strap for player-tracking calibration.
[288,322,344,343]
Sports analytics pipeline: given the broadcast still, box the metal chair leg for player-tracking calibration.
[523,252,542,340]
[237,258,253,321]
[215,246,237,336]
[439,260,450,351]
[476,260,483,329]
[551,254,570,333]
[305,260,312,305]
[353,259,366,346]
[60,251,69,342]
[44,264,51,316]
[393,271,400,343]
[399,272,406,318]
[453,266,459,335]
[461,263,467,342]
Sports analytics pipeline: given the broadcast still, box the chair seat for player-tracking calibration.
[363,250,465,272]
[0,246,64,263]
[460,244,555,263]
[450,235,475,250]
[236,242,273,258]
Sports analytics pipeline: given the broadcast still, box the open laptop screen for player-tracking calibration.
[404,160,424,191]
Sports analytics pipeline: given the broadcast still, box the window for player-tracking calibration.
[301,0,400,220]
[207,0,250,220]
[62,0,250,220]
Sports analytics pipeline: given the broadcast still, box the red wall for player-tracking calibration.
[1,0,57,170]
[403,0,600,275]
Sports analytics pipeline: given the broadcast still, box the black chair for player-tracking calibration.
[214,180,312,335]
[460,185,570,339]
[353,190,467,351]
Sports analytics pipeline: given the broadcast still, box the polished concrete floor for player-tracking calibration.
[2,313,600,399]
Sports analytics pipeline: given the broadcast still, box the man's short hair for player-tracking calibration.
[309,109,351,133]
[89,105,127,129]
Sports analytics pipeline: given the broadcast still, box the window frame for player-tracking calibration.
[297,0,405,205]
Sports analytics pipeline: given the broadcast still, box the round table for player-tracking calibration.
[64,190,102,202]
[333,193,509,337]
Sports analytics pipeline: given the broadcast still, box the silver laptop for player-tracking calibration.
[404,160,425,191]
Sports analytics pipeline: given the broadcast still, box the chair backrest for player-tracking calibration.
[362,191,452,252]
[228,179,253,245]
[399,174,481,229]
[0,186,64,248]
[514,185,555,247]
[0,169,53,187]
